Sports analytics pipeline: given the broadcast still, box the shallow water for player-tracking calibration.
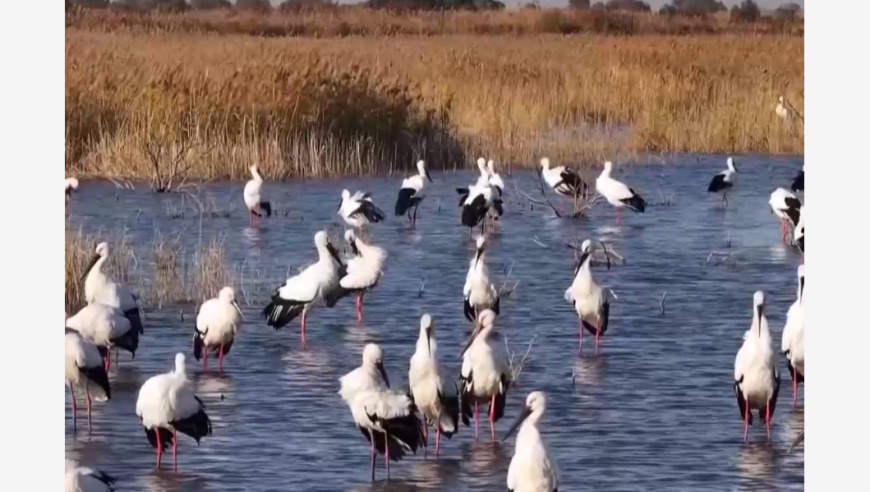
[65,154,805,491]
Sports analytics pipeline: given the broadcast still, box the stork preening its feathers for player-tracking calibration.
[324,230,387,322]
[540,157,588,214]
[339,189,386,229]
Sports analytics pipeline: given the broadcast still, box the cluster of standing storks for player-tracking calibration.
[64,154,805,492]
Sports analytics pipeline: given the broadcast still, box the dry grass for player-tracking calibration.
[65,227,235,312]
[65,10,803,182]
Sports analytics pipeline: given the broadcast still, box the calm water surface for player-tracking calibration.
[66,154,805,491]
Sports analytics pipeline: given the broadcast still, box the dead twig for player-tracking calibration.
[660,292,668,317]
[531,236,547,248]
[505,335,536,384]
[417,277,427,298]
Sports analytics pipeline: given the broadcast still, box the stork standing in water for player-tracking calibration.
[540,157,588,215]
[487,159,505,197]
[83,242,144,337]
[734,291,780,442]
[65,177,79,202]
[781,265,805,409]
[707,157,738,207]
[394,160,432,229]
[504,391,560,492]
[65,460,116,492]
[456,158,490,206]
[66,302,138,371]
[338,190,386,231]
[340,344,424,482]
[262,231,343,348]
[564,239,610,354]
[768,188,801,244]
[408,314,459,456]
[194,286,243,374]
[65,329,111,432]
[136,353,212,471]
[325,230,386,323]
[460,309,511,443]
[459,158,503,234]
[463,235,500,323]
[595,161,646,225]
[243,164,271,226]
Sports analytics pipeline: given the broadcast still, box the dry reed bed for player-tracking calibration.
[67,8,804,38]
[65,227,235,314]
[66,28,803,181]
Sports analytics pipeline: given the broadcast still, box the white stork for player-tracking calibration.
[768,188,801,244]
[408,314,459,456]
[504,391,560,492]
[540,157,588,213]
[65,177,79,203]
[136,353,212,471]
[394,160,432,229]
[325,230,386,323]
[83,242,144,336]
[65,302,138,371]
[194,286,243,374]
[463,235,500,323]
[460,309,511,443]
[338,189,386,230]
[262,231,343,348]
[734,291,780,442]
[243,164,271,226]
[65,328,111,432]
[595,161,646,225]
[65,460,116,492]
[781,265,805,409]
[707,157,738,207]
[564,239,610,354]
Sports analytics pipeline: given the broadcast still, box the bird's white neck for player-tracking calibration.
[251,167,262,182]
[416,333,437,358]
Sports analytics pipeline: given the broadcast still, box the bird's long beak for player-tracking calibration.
[503,406,532,442]
[81,254,100,282]
[426,171,433,183]
[349,238,359,256]
[425,327,432,357]
[326,242,342,264]
[376,361,390,388]
[232,300,244,319]
[461,322,483,357]
[756,305,764,335]
[474,247,482,268]
[799,277,804,300]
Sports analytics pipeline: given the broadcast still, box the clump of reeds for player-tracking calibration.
[152,232,185,307]
[65,227,137,314]
[192,237,231,303]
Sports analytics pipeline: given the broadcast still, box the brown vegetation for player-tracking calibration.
[65,8,803,182]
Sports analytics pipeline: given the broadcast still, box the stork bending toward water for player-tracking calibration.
[768,188,801,244]
[409,314,460,456]
[262,231,343,348]
[136,353,212,471]
[65,328,111,432]
[734,291,780,443]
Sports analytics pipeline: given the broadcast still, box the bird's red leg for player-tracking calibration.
[474,401,479,441]
[69,384,77,432]
[356,293,364,323]
[104,351,110,372]
[156,429,162,470]
[489,394,496,443]
[219,343,224,375]
[301,312,307,349]
[595,328,601,355]
[86,385,92,431]
[173,428,178,472]
[435,427,441,456]
[765,403,771,441]
[370,432,376,482]
[743,399,750,443]
[423,424,428,458]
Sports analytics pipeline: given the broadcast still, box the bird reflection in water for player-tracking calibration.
[736,443,777,485]
[572,355,609,388]
[140,470,211,492]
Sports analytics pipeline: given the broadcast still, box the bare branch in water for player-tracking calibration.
[706,251,733,265]
[417,277,427,298]
[535,172,563,218]
[532,236,547,248]
[505,335,536,385]
[660,292,668,317]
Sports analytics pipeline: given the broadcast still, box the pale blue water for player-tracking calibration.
[65,153,805,491]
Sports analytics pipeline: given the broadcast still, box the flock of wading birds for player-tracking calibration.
[63,153,806,492]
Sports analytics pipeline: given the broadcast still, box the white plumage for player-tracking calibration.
[781,265,805,409]
[794,204,805,253]
[540,157,587,199]
[338,189,386,229]
[487,159,505,196]
[136,353,212,471]
[83,242,144,335]
[65,328,111,431]
[243,164,271,223]
[463,235,500,323]
[707,157,738,207]
[340,344,424,481]
[194,286,243,373]
[595,160,646,223]
[505,391,560,492]
[394,159,431,228]
[768,187,802,244]
[65,302,137,370]
[460,309,511,443]
[734,291,780,442]
[408,314,460,456]
[65,460,115,492]
[775,96,788,120]
[564,239,610,354]
[329,230,386,322]
[262,231,343,348]
[65,177,79,202]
